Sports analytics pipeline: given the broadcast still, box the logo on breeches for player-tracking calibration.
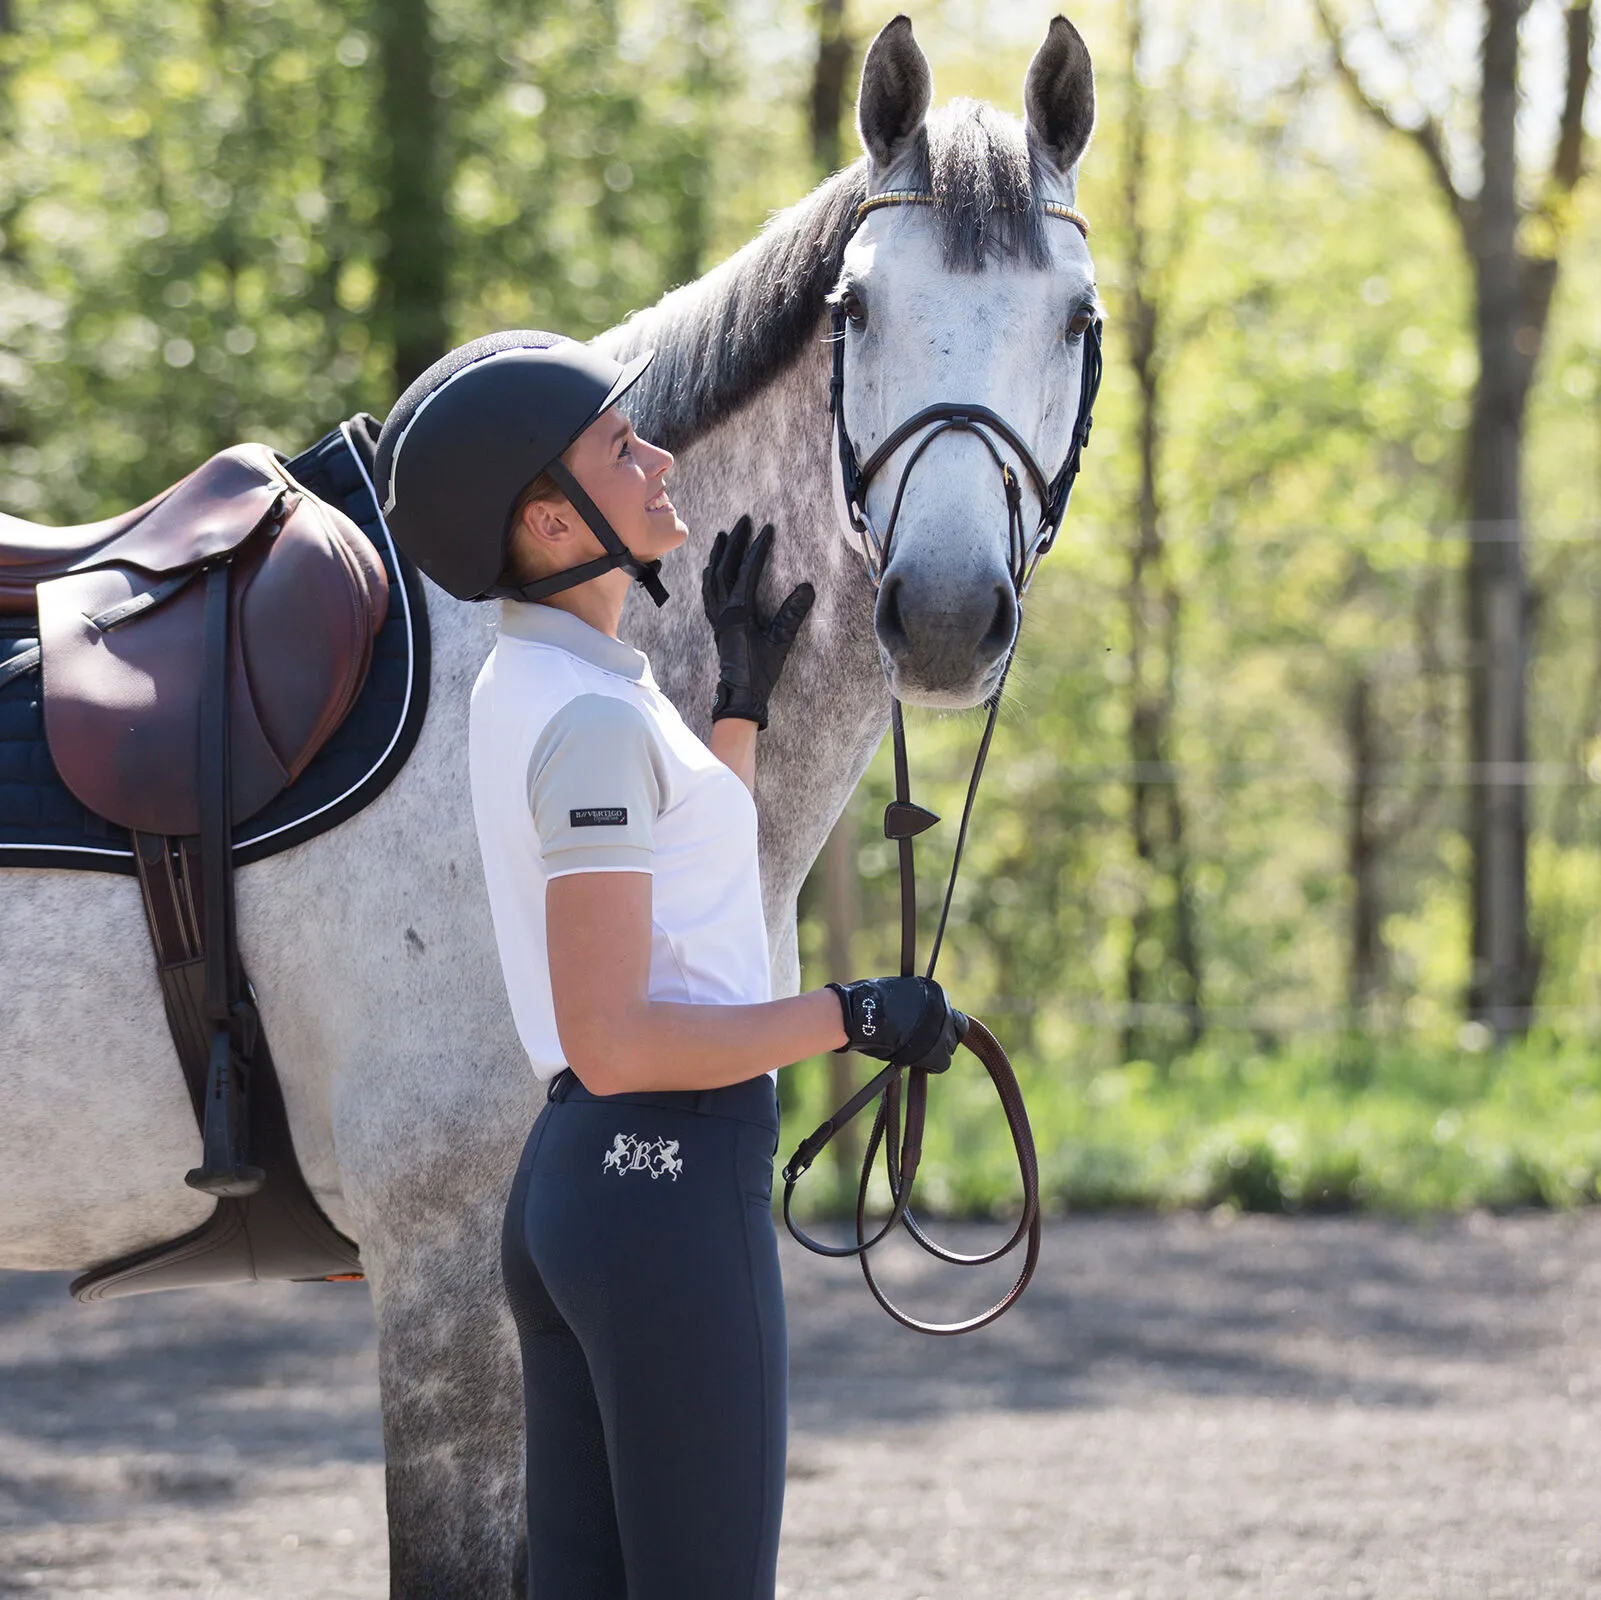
[602,1133,684,1181]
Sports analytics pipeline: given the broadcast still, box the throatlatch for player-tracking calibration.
[780,187,1102,1335]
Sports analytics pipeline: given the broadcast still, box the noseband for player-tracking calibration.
[781,191,1105,1335]
[829,189,1104,595]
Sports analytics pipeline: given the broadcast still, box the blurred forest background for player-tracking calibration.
[2,0,1600,1213]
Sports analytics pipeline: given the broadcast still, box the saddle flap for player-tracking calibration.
[38,564,291,836]
[85,446,290,577]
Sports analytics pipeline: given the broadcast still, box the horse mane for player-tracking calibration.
[608,100,1054,454]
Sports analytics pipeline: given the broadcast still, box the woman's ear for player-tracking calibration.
[507,496,568,583]
[520,497,568,545]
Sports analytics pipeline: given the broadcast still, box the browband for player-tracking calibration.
[856,189,1090,240]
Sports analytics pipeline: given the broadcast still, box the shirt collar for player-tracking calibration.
[498,600,649,682]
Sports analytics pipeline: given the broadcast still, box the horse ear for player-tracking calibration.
[1024,16,1096,180]
[856,15,933,174]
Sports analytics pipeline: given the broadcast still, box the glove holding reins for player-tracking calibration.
[828,975,965,1075]
[702,514,815,729]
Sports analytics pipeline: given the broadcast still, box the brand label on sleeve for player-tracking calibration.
[570,807,628,827]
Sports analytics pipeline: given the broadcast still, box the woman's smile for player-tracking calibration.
[645,485,675,515]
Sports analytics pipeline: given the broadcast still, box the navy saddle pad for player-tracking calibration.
[0,415,430,873]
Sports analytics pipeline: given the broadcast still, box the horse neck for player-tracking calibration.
[618,309,871,676]
[661,328,848,597]
[619,325,892,908]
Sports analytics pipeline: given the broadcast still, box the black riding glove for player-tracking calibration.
[827,976,966,1074]
[701,514,815,730]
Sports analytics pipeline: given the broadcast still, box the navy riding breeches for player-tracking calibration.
[501,1069,787,1600]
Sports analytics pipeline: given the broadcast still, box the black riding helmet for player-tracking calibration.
[374,329,668,606]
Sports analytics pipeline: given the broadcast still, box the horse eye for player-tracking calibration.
[842,289,867,329]
[1067,307,1094,339]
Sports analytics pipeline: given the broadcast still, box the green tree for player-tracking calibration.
[1116,0,1204,1061]
[809,0,854,178]
[1317,0,1598,1039]
[374,0,448,392]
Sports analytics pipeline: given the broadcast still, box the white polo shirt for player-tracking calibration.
[468,601,772,1081]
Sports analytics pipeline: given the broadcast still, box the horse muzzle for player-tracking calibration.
[874,564,1018,707]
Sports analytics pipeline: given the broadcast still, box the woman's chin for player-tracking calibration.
[645,512,690,549]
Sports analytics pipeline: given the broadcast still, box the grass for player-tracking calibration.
[781,1033,1601,1218]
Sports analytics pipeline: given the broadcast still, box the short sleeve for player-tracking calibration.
[527,694,664,876]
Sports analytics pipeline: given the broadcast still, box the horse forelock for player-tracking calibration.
[908,100,1053,273]
[602,101,1059,455]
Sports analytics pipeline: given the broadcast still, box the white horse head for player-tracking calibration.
[833,16,1099,707]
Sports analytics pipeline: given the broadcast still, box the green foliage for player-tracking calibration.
[0,0,772,516]
[784,1033,1601,1218]
[0,0,388,515]
[794,2,1601,1083]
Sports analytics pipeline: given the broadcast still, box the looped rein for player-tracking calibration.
[783,1016,1042,1337]
[781,188,1101,1334]
[781,689,1042,1335]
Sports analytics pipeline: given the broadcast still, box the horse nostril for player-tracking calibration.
[876,573,908,648]
[980,583,1017,657]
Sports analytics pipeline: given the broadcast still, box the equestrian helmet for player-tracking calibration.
[374,329,666,605]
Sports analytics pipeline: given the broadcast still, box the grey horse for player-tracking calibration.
[0,14,1097,1594]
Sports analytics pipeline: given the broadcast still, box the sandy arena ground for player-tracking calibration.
[2,1211,1598,1599]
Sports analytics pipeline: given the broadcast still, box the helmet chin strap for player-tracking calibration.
[491,459,670,607]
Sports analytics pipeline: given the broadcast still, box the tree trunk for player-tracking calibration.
[1464,0,1534,1037]
[374,0,449,396]
[809,0,853,177]
[821,799,861,1203]
[1119,0,1201,1064]
[1345,674,1382,1019]
[1317,0,1593,1038]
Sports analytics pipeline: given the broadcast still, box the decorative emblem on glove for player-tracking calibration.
[828,976,963,1074]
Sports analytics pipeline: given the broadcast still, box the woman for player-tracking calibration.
[375,330,960,1599]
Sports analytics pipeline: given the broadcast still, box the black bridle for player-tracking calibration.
[781,189,1103,1335]
[829,189,1104,597]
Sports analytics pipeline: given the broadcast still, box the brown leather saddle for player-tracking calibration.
[1,442,387,1297]
[0,443,387,832]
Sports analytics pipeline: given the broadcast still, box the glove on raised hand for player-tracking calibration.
[827,975,966,1075]
[701,514,815,730]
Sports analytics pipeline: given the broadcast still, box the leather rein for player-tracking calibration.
[780,189,1103,1335]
